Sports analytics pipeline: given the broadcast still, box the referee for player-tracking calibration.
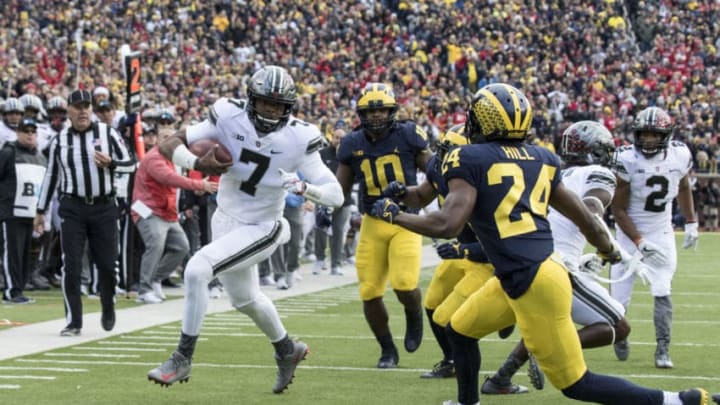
[33,90,135,336]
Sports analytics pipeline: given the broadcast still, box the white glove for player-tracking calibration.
[279,169,305,194]
[621,251,653,285]
[637,239,669,269]
[577,253,604,275]
[682,222,699,250]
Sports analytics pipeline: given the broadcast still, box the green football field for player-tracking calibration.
[1,234,719,404]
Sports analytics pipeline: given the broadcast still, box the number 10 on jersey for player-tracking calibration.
[360,155,406,196]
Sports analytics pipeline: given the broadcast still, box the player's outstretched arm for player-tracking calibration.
[550,182,614,254]
[611,177,643,245]
[382,180,437,209]
[159,128,231,175]
[391,177,475,239]
[158,129,187,162]
[677,174,699,249]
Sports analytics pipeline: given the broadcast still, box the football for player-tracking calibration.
[189,139,233,164]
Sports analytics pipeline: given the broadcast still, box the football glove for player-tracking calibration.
[371,198,400,224]
[382,181,407,200]
[577,253,604,275]
[636,238,669,269]
[436,241,469,260]
[315,206,333,229]
[596,240,623,265]
[629,258,653,286]
[682,222,699,250]
[278,169,305,194]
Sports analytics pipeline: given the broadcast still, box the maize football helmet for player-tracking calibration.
[631,106,673,157]
[436,124,468,161]
[560,121,615,167]
[247,65,297,133]
[356,83,398,136]
[464,83,532,144]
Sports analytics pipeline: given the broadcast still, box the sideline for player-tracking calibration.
[0,245,440,361]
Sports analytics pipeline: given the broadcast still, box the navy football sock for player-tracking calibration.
[426,308,452,361]
[446,323,480,405]
[562,370,663,404]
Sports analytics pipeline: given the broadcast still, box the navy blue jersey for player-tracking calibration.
[426,154,489,263]
[443,142,561,298]
[337,120,428,215]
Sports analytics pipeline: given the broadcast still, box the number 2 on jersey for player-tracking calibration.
[359,155,405,196]
[238,149,270,196]
[489,163,555,239]
[644,175,669,212]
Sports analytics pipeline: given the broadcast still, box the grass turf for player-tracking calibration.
[1,234,718,404]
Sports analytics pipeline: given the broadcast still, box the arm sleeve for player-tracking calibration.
[612,150,632,182]
[37,136,60,213]
[411,123,430,151]
[298,151,344,207]
[109,128,136,173]
[582,166,617,196]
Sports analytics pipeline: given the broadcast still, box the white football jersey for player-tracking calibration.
[613,142,692,234]
[186,97,333,223]
[548,164,616,270]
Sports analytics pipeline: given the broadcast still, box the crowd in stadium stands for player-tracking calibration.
[0,0,718,223]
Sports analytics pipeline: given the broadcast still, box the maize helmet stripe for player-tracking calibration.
[476,87,514,131]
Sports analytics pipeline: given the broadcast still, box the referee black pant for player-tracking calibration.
[58,195,119,329]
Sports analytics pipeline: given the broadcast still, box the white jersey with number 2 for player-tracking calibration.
[613,141,692,234]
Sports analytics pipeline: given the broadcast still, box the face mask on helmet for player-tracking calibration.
[247,65,297,133]
[436,124,468,161]
[631,107,672,157]
[464,83,532,144]
[356,83,398,137]
[560,121,615,167]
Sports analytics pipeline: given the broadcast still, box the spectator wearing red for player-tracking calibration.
[131,128,217,304]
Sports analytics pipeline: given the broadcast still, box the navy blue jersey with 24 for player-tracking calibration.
[337,121,428,215]
[442,142,561,298]
[427,154,488,263]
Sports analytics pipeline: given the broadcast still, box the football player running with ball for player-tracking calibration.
[371,83,711,405]
[610,106,699,369]
[147,65,343,393]
[335,83,432,368]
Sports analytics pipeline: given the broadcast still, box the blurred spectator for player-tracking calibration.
[0,118,47,303]
[131,127,217,304]
[0,0,718,218]
[697,178,719,231]
[314,125,353,276]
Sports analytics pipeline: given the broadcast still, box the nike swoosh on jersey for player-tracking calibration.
[270,150,282,154]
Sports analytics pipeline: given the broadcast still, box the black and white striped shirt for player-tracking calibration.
[36,121,135,213]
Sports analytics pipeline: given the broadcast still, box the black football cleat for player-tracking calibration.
[377,347,399,369]
[420,360,455,378]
